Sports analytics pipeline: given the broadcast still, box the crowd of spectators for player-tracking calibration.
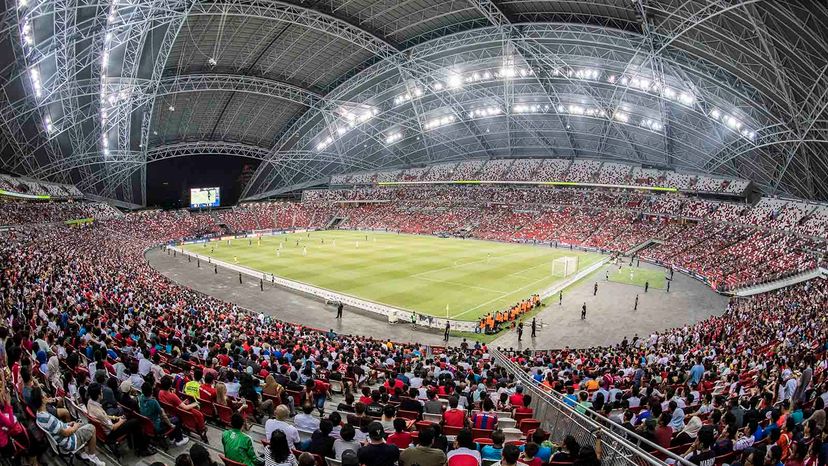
[0,185,825,466]
[0,174,82,198]
[324,159,751,195]
[0,200,121,226]
[0,197,825,466]
[504,278,827,466]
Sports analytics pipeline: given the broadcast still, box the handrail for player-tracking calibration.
[491,348,695,466]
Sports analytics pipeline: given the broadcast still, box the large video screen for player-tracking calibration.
[190,187,220,208]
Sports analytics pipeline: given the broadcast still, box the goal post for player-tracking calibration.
[551,256,578,277]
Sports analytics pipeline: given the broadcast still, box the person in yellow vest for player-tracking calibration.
[184,370,202,399]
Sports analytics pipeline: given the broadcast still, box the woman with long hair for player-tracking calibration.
[266,430,298,466]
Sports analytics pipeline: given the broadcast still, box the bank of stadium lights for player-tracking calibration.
[423,115,456,130]
[613,111,630,123]
[393,87,423,106]
[44,116,53,133]
[640,118,664,132]
[710,108,757,141]
[315,135,334,151]
[467,106,502,119]
[21,20,34,47]
[512,104,549,114]
[29,68,42,99]
[385,131,403,144]
[314,106,378,151]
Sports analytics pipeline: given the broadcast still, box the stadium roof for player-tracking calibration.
[1,0,827,206]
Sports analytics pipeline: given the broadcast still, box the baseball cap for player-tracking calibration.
[341,450,359,466]
[367,421,385,441]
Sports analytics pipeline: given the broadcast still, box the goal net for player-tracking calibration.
[551,256,578,277]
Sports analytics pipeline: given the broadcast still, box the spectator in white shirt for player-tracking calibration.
[265,405,301,449]
[294,404,321,432]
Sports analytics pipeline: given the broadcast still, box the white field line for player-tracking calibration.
[409,248,530,279]
[452,273,556,319]
[412,275,511,295]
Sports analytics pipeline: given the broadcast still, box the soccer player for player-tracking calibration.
[581,303,587,320]
[302,247,307,256]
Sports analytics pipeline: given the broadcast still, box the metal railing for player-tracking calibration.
[491,349,694,466]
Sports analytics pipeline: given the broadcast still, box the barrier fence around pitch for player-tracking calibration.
[490,348,695,466]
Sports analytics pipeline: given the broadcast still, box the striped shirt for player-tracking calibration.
[36,411,76,451]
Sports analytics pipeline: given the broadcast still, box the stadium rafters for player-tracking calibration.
[1,0,826,205]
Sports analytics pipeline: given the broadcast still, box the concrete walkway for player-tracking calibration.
[492,261,729,350]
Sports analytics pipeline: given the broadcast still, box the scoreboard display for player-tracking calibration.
[190,187,220,208]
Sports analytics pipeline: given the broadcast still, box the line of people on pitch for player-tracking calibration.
[475,295,540,335]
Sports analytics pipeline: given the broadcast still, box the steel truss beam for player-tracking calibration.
[3,1,827,202]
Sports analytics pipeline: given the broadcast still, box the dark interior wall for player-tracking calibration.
[145,156,260,209]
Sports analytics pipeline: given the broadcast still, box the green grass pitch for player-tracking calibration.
[607,266,666,289]
[183,230,603,321]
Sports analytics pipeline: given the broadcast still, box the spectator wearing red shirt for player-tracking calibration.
[388,419,412,449]
[509,386,524,408]
[199,373,217,402]
[447,429,481,466]
[157,376,207,442]
[514,395,533,417]
[302,379,331,416]
[442,396,468,428]
[385,377,404,392]
[472,399,498,430]
[358,387,373,406]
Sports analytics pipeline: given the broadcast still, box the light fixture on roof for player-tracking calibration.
[29,68,41,98]
[447,73,463,89]
[168,105,175,111]
[207,57,217,68]
[640,118,663,132]
[423,114,455,130]
[385,131,403,144]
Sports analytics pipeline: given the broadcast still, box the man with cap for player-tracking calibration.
[340,450,360,466]
[400,426,447,466]
[357,421,399,466]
